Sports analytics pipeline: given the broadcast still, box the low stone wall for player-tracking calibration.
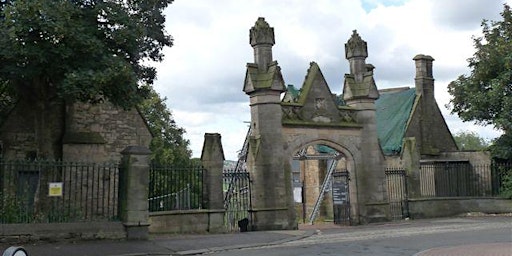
[0,222,125,242]
[408,197,512,219]
[149,209,226,234]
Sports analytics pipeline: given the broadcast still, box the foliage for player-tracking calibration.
[497,165,512,199]
[138,87,193,166]
[447,4,512,161]
[453,131,489,150]
[0,191,31,223]
[0,0,173,108]
[489,132,512,160]
[0,79,16,126]
[500,172,512,198]
[0,0,173,158]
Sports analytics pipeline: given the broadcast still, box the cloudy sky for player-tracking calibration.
[152,0,509,160]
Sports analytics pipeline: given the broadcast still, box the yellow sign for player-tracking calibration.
[49,182,63,197]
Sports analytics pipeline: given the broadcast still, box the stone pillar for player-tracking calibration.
[343,30,389,224]
[243,17,296,231]
[402,138,421,198]
[119,146,151,240]
[200,133,226,232]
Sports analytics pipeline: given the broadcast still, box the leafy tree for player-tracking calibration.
[453,131,489,151]
[447,4,512,161]
[138,87,193,166]
[0,0,173,159]
[0,79,16,127]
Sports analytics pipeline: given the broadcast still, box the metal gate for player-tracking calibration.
[385,168,409,220]
[223,169,251,232]
[332,171,350,225]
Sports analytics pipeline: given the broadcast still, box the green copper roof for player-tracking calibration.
[376,88,416,155]
[282,84,301,103]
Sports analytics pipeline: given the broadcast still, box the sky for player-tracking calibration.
[152,0,510,161]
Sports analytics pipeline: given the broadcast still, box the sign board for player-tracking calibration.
[293,187,302,203]
[48,182,63,197]
[332,180,348,205]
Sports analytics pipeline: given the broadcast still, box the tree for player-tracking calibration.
[447,4,512,161]
[453,131,489,151]
[0,0,173,159]
[138,87,193,166]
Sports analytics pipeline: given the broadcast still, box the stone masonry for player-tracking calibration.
[243,18,390,229]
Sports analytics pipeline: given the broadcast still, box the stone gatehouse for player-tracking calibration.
[241,17,490,230]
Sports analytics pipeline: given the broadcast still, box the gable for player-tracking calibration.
[281,62,358,127]
[405,93,458,154]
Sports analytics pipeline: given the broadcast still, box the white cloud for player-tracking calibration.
[154,0,508,160]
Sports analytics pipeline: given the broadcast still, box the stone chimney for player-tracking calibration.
[250,17,275,71]
[413,54,438,155]
[413,54,434,98]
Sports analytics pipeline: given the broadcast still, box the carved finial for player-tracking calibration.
[345,30,368,59]
[250,17,275,46]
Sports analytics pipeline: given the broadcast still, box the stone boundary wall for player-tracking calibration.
[408,197,512,219]
[149,210,225,234]
[0,222,125,242]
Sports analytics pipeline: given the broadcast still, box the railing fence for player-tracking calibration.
[148,165,204,212]
[385,168,409,220]
[419,162,511,198]
[223,169,251,232]
[0,160,119,224]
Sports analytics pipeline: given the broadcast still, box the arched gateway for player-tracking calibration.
[243,18,389,230]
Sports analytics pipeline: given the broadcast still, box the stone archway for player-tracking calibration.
[242,18,389,231]
[288,141,357,225]
[285,136,361,225]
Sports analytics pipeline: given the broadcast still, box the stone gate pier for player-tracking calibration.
[242,18,390,230]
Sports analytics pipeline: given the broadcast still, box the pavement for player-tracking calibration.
[0,228,316,256]
[1,220,511,256]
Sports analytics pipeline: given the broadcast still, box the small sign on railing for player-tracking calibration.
[48,182,63,197]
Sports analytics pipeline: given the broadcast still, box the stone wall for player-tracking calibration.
[0,222,125,242]
[408,198,512,219]
[0,100,62,160]
[0,101,151,162]
[436,151,492,165]
[149,210,225,234]
[63,102,152,162]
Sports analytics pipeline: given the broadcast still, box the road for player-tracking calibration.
[205,217,512,256]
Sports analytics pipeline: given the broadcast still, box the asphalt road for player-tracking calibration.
[205,217,512,256]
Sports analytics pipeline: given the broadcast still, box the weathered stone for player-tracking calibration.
[201,133,225,210]
[119,146,151,240]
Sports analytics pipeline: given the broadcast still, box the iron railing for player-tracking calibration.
[385,168,409,220]
[0,160,119,224]
[419,162,511,197]
[223,169,251,231]
[148,165,204,212]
